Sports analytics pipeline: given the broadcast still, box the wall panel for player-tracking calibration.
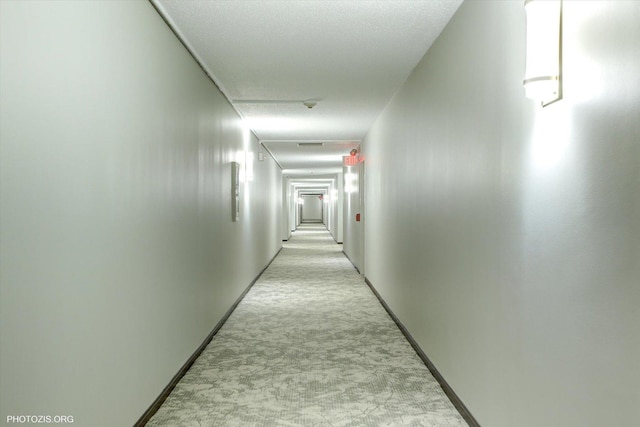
[363,2,640,426]
[0,2,281,425]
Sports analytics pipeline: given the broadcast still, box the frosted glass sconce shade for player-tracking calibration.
[524,0,562,106]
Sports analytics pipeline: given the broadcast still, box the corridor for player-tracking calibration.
[2,1,638,426]
[147,225,466,426]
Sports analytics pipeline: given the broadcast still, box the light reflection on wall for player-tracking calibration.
[562,1,605,104]
[529,103,572,173]
[244,117,296,133]
[344,172,358,194]
[245,151,254,182]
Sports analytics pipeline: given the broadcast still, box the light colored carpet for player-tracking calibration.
[147,224,467,426]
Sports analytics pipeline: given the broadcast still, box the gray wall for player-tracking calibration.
[329,177,343,243]
[301,195,323,222]
[362,1,639,426]
[343,162,364,272]
[282,177,292,240]
[0,1,281,426]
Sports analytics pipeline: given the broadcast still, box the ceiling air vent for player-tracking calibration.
[297,143,324,147]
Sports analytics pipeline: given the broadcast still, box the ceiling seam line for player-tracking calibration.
[148,0,262,145]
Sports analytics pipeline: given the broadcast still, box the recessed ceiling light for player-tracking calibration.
[297,143,324,147]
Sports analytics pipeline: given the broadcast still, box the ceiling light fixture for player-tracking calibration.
[232,99,319,109]
[232,99,299,104]
[523,0,563,107]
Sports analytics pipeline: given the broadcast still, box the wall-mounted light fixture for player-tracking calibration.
[231,162,240,222]
[523,0,563,107]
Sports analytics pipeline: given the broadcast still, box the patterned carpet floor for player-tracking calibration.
[147,224,467,426]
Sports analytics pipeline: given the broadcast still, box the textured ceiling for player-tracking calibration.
[152,0,462,175]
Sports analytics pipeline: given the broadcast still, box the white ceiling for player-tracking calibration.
[152,0,462,176]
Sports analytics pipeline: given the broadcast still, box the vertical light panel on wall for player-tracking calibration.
[231,161,240,221]
[523,0,562,107]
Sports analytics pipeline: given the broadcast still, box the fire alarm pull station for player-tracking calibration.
[356,213,361,222]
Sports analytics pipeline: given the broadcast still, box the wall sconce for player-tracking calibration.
[523,0,562,107]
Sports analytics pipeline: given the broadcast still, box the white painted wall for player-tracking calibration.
[329,176,343,243]
[282,176,291,240]
[289,182,297,233]
[363,1,640,426]
[301,195,323,222]
[337,177,344,243]
[343,162,364,272]
[0,2,281,426]
[322,193,329,227]
[295,190,302,228]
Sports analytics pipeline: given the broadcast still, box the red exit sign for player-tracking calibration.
[343,155,359,166]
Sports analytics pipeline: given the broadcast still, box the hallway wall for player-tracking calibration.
[343,162,365,273]
[329,177,344,244]
[301,195,323,222]
[282,177,292,241]
[362,1,639,426]
[0,2,281,426]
